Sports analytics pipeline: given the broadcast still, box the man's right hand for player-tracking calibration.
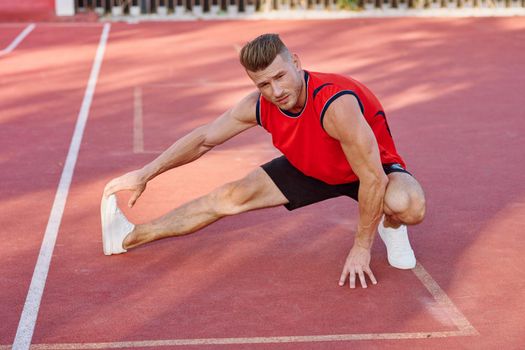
[103,169,148,208]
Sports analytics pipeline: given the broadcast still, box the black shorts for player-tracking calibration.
[261,156,412,211]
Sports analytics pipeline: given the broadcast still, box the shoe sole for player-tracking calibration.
[101,194,115,256]
[387,255,416,270]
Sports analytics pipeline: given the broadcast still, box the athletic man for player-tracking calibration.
[102,34,426,289]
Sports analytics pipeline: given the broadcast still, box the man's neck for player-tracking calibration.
[288,70,306,114]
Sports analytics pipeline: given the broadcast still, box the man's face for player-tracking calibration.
[246,53,304,112]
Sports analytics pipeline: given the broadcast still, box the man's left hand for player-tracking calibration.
[339,245,377,289]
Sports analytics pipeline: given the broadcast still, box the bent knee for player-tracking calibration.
[406,196,426,225]
[385,190,426,225]
[211,178,258,216]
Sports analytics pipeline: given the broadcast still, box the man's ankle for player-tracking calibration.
[383,215,402,229]
[122,230,136,249]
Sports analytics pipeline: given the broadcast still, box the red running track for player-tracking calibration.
[0,18,524,349]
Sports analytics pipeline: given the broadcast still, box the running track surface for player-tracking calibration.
[0,19,524,349]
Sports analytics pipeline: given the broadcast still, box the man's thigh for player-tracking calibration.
[260,156,345,211]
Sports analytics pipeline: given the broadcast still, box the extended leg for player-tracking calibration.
[123,167,288,250]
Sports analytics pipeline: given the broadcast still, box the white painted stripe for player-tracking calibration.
[133,87,144,153]
[1,261,477,349]
[11,23,111,350]
[0,24,36,56]
[0,330,472,349]
[412,262,479,335]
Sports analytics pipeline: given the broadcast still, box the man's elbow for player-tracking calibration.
[191,125,216,152]
[190,124,211,145]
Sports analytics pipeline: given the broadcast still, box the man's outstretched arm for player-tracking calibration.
[103,91,260,206]
[323,94,389,289]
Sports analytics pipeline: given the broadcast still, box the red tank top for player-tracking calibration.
[256,70,406,185]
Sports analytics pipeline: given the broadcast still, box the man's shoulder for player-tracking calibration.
[228,91,260,124]
[308,71,361,101]
[235,90,260,111]
[307,70,354,87]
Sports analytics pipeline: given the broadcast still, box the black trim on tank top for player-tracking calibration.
[320,90,365,130]
[255,94,262,126]
[313,83,333,99]
[374,110,392,137]
[279,71,309,118]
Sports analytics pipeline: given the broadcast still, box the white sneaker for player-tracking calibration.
[101,194,134,256]
[378,216,416,269]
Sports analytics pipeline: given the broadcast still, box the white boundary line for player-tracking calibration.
[1,330,473,349]
[1,262,478,349]
[0,331,472,350]
[0,24,36,57]
[412,263,479,335]
[11,23,111,350]
[133,87,144,153]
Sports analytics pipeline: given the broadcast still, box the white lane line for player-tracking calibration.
[0,23,36,57]
[133,87,144,153]
[11,23,111,350]
[412,262,479,335]
[2,330,470,349]
[0,261,477,349]
[11,263,478,349]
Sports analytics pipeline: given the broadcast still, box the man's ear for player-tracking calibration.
[292,53,302,71]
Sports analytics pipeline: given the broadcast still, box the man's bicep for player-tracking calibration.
[203,92,259,147]
[323,95,384,181]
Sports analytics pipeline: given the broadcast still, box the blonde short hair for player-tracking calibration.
[239,33,291,72]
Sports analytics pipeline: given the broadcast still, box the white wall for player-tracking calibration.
[55,0,75,15]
